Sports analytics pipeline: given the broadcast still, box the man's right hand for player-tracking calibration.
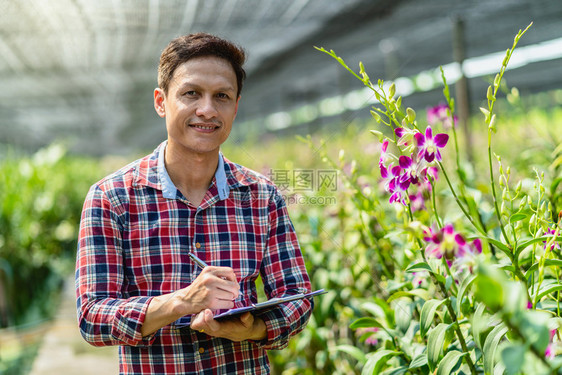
[140,266,239,337]
[174,266,239,314]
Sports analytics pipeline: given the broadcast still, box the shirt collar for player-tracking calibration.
[157,141,230,200]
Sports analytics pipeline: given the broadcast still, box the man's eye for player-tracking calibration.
[217,93,229,99]
[184,91,197,96]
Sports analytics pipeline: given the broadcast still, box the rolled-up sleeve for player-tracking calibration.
[76,184,155,347]
[255,191,313,350]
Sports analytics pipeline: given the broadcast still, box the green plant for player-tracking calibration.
[309,22,562,374]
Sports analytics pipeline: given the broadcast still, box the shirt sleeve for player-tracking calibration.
[254,189,313,350]
[75,184,156,347]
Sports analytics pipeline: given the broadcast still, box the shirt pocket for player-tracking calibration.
[124,219,192,295]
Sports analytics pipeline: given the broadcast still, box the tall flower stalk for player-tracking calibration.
[316,22,562,374]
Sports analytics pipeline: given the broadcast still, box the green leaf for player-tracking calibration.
[517,236,562,254]
[456,273,477,315]
[408,353,428,369]
[387,288,431,303]
[436,350,466,375]
[394,300,413,333]
[534,281,562,301]
[427,323,451,371]
[472,303,489,350]
[350,317,385,330]
[420,299,446,338]
[524,259,562,279]
[475,269,505,312]
[484,237,512,257]
[405,262,433,273]
[483,323,508,375]
[383,366,408,375]
[494,362,506,375]
[509,213,527,223]
[361,350,401,375]
[501,343,526,375]
[333,344,367,364]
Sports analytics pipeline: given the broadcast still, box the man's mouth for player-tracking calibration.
[190,124,220,131]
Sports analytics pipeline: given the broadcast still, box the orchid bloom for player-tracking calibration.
[387,165,411,205]
[427,103,458,129]
[415,126,449,163]
[543,227,561,251]
[545,329,557,359]
[356,327,379,346]
[409,190,426,212]
[423,224,482,270]
[395,127,418,153]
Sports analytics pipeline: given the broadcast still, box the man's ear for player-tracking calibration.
[234,96,241,116]
[154,88,166,118]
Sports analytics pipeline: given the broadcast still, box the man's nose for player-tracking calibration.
[195,96,218,119]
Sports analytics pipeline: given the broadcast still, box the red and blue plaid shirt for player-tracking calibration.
[76,141,312,374]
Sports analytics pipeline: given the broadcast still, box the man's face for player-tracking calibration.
[154,56,239,157]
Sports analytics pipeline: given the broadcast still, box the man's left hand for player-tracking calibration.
[190,309,267,342]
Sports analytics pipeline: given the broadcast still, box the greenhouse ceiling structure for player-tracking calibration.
[0,0,561,155]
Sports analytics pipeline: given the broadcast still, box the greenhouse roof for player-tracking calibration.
[0,0,561,154]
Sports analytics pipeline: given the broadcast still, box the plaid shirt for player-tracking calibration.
[76,141,312,374]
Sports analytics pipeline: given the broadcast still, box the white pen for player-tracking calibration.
[188,252,209,269]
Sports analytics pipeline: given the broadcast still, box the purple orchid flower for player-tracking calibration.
[423,223,482,271]
[543,228,560,251]
[415,126,449,163]
[387,165,411,205]
[545,329,557,359]
[356,327,379,346]
[427,103,458,129]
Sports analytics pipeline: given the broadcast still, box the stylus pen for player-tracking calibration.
[188,252,209,269]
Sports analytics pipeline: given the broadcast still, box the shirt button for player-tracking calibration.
[195,242,201,249]
[198,347,205,354]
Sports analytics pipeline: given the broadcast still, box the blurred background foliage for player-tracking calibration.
[1,98,561,373]
[0,145,117,373]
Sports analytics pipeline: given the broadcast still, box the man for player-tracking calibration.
[76,33,313,374]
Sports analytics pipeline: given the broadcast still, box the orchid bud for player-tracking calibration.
[502,49,510,66]
[487,85,495,101]
[370,110,381,123]
[502,189,509,201]
[396,96,402,110]
[388,82,396,98]
[402,118,408,127]
[530,214,537,227]
[369,130,384,142]
[519,198,526,210]
[406,107,416,123]
[501,202,508,218]
[499,177,505,188]
[527,196,533,206]
[494,73,501,89]
[359,61,366,75]
[489,114,497,132]
[351,160,357,174]
[539,201,546,216]
[515,181,522,194]
[506,166,511,178]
